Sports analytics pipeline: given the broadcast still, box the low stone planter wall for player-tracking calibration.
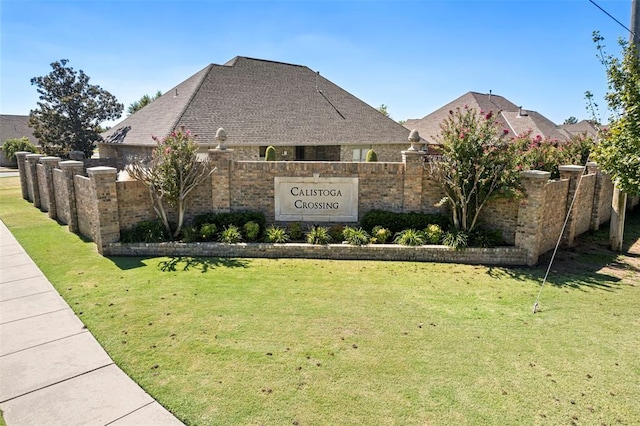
[104,242,529,266]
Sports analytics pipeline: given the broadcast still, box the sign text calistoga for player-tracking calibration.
[274,176,358,222]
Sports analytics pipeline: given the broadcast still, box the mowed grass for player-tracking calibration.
[1,176,639,425]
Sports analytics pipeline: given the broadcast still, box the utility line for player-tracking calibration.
[588,0,634,35]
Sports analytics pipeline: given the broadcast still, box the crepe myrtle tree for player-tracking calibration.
[29,59,123,158]
[127,127,216,238]
[430,106,520,232]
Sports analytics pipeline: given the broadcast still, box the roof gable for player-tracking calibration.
[103,56,409,147]
[0,115,38,146]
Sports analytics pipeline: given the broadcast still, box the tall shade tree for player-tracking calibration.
[127,127,216,238]
[592,32,640,195]
[29,59,123,158]
[430,107,520,232]
[127,90,162,115]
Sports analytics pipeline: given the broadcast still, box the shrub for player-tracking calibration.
[365,149,378,162]
[442,230,468,250]
[265,226,290,243]
[243,221,261,241]
[342,227,370,245]
[120,220,168,243]
[423,224,443,244]
[194,212,265,235]
[265,146,276,161]
[328,224,345,242]
[361,210,449,234]
[306,226,331,245]
[469,228,504,248]
[370,226,392,244]
[2,137,36,162]
[199,223,218,241]
[287,222,304,241]
[394,229,425,246]
[220,225,242,243]
[180,225,199,243]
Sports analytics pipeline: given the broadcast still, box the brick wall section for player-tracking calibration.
[515,171,552,265]
[53,169,70,224]
[25,154,44,205]
[104,242,528,265]
[87,167,120,253]
[40,157,61,219]
[402,150,425,212]
[36,164,48,211]
[15,152,30,200]
[75,175,96,242]
[539,179,569,254]
[59,161,85,232]
[573,174,596,237]
[116,180,155,231]
[559,166,589,246]
[479,197,519,245]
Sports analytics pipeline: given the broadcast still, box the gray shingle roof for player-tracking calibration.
[0,115,38,146]
[404,91,579,144]
[102,57,410,147]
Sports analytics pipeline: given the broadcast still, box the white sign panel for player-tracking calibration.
[275,176,358,222]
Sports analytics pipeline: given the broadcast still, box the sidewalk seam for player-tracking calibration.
[0,307,69,326]
[0,289,55,302]
[0,330,89,357]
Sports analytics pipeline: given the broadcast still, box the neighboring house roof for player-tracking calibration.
[0,115,38,146]
[102,56,411,147]
[405,91,586,144]
[559,120,599,139]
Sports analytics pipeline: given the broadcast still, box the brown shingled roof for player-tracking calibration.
[102,56,410,147]
[0,115,39,146]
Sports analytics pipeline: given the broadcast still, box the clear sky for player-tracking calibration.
[0,0,634,127]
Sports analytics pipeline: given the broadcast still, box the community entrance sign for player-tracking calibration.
[274,176,358,222]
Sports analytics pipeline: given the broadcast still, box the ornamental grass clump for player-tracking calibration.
[371,226,392,244]
[423,224,444,244]
[220,225,242,243]
[442,230,469,250]
[265,226,290,243]
[306,226,332,245]
[342,226,371,245]
[394,229,425,246]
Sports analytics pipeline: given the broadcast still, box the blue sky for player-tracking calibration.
[0,0,633,127]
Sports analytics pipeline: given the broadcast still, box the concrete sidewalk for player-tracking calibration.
[0,221,183,425]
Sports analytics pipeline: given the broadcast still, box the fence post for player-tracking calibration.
[25,154,45,207]
[87,167,120,254]
[40,156,61,219]
[516,170,551,266]
[15,151,31,200]
[59,160,85,233]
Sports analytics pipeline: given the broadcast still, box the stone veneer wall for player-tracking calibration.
[16,149,621,266]
[74,175,96,242]
[36,164,49,211]
[52,168,70,224]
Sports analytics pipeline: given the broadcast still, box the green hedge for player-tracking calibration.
[360,210,450,234]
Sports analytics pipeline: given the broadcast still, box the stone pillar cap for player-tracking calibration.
[59,160,85,168]
[521,170,551,180]
[26,153,45,159]
[40,156,62,163]
[558,165,585,173]
[87,166,117,175]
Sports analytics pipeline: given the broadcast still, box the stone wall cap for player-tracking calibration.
[25,153,45,159]
[59,160,85,168]
[401,149,426,155]
[558,165,585,172]
[586,161,598,167]
[521,170,551,180]
[87,166,118,175]
[40,156,62,163]
[15,151,33,156]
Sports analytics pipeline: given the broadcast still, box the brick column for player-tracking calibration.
[25,154,45,207]
[87,167,120,254]
[401,149,426,213]
[209,148,233,213]
[559,165,585,246]
[59,160,85,232]
[40,156,61,219]
[515,170,551,266]
[15,151,31,200]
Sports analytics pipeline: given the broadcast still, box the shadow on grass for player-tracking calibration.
[107,256,249,272]
[158,256,249,272]
[488,207,640,291]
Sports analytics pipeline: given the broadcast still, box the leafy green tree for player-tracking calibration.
[365,149,377,162]
[127,127,216,238]
[265,145,276,161]
[591,32,640,195]
[377,104,390,117]
[127,90,162,115]
[29,59,123,158]
[563,116,578,125]
[2,137,37,161]
[430,107,520,232]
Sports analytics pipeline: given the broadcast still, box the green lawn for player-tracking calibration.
[1,176,639,425]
